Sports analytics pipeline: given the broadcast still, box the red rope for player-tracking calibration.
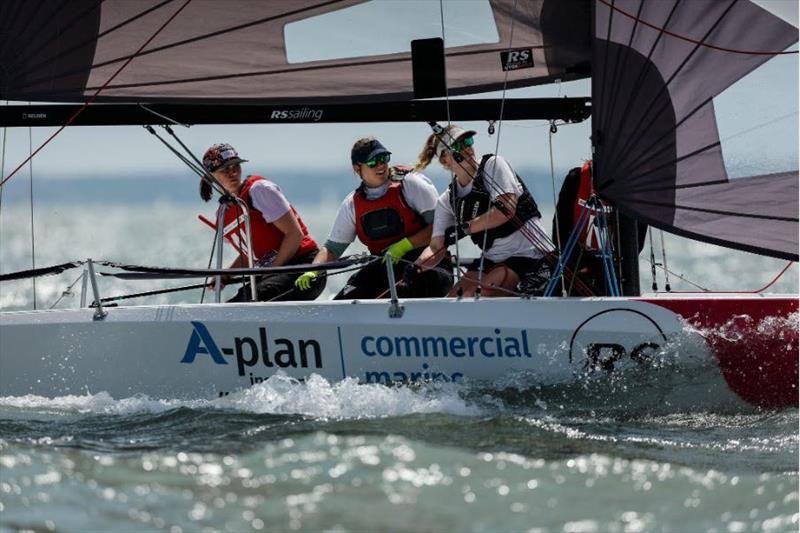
[756,261,795,293]
[0,0,193,188]
[598,0,798,56]
[668,261,795,294]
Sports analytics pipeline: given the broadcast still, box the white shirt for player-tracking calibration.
[326,171,438,253]
[431,155,552,262]
[247,178,291,222]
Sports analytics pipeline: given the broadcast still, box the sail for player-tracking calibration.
[0,0,590,104]
[592,0,799,261]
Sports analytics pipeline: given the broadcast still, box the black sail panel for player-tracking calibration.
[593,0,799,261]
[0,0,590,103]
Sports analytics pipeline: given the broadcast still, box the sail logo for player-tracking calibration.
[269,108,324,121]
[500,48,534,71]
[181,321,323,376]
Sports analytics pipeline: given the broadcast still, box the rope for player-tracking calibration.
[598,0,799,56]
[49,272,88,309]
[439,0,461,289]
[548,122,567,295]
[0,0,194,188]
[475,0,519,294]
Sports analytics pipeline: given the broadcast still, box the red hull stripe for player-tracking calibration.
[645,297,798,409]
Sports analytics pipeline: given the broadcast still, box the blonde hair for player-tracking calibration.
[413,124,462,171]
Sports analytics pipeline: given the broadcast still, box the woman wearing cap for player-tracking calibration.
[413,125,552,298]
[200,143,325,302]
[295,137,452,299]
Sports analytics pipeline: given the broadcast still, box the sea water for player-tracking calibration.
[1,193,798,531]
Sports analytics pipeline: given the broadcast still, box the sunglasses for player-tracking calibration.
[365,153,391,168]
[451,135,475,153]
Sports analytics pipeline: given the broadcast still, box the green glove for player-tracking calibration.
[385,237,414,264]
[295,271,319,291]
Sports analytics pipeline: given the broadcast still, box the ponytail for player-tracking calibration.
[413,132,439,171]
[199,179,213,202]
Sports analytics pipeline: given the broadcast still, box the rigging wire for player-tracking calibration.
[0,0,194,189]
[0,101,7,242]
[475,0,520,294]
[438,0,461,289]
[28,124,36,310]
[547,121,566,295]
[659,229,671,292]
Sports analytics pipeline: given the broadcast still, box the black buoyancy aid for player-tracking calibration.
[353,176,427,254]
[448,154,541,250]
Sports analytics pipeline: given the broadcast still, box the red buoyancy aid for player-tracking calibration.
[353,180,427,254]
[221,175,317,262]
[572,161,613,252]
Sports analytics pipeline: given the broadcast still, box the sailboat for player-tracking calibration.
[0,0,796,408]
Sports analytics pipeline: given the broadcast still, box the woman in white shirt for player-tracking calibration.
[296,137,452,299]
[414,126,552,297]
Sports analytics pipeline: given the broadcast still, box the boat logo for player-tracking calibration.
[500,48,534,71]
[181,321,323,376]
[269,108,324,122]
[569,309,668,373]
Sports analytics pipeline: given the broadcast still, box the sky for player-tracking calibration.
[0,0,796,188]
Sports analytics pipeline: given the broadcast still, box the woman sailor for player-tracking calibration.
[200,143,325,302]
[414,125,552,297]
[296,137,452,299]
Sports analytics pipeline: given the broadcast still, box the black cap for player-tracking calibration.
[351,139,391,164]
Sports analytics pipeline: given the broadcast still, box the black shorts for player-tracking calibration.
[228,250,326,303]
[334,248,453,300]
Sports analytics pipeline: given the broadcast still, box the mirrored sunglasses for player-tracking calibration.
[365,153,391,168]
[451,135,475,153]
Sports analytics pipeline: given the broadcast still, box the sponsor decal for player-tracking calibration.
[500,48,534,71]
[269,108,324,122]
[569,309,667,372]
[181,321,323,376]
[360,328,533,359]
[22,113,47,120]
[364,363,463,385]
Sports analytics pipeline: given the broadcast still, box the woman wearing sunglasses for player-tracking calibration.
[413,125,552,297]
[200,143,325,302]
[296,137,452,299]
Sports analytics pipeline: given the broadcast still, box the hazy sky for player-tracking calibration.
[0,0,796,189]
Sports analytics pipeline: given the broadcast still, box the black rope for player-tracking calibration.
[0,260,84,282]
[94,281,208,306]
[98,256,375,280]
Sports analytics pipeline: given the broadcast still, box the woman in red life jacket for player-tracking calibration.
[199,143,325,302]
[413,125,553,298]
[295,137,452,299]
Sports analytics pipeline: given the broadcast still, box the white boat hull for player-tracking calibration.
[1,296,796,407]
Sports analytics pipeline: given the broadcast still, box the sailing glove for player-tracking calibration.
[295,271,319,291]
[384,237,414,264]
